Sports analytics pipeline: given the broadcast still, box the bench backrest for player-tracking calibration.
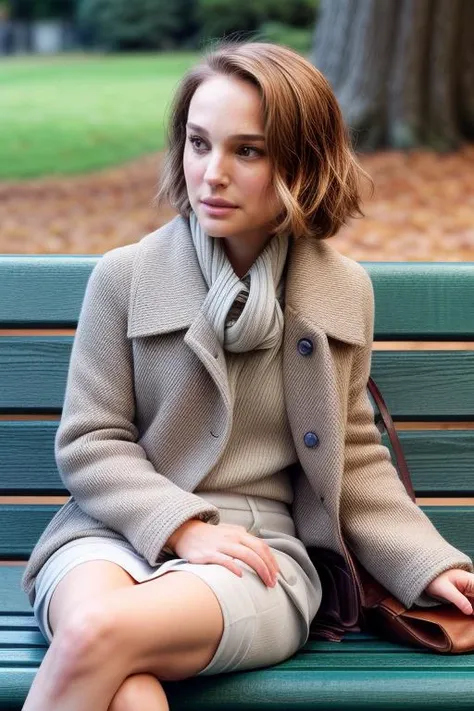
[1,257,474,567]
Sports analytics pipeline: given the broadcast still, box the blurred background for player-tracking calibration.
[1,0,473,261]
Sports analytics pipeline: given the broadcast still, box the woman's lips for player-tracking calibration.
[201,202,238,217]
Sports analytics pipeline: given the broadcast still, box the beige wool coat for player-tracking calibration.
[21,215,473,611]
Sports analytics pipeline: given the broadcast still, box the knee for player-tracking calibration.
[109,673,168,711]
[52,602,118,680]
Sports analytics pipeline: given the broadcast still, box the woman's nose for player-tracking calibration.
[204,152,229,186]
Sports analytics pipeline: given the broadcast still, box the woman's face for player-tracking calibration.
[183,74,282,247]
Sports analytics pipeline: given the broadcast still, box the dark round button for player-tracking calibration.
[304,431,320,448]
[297,338,313,356]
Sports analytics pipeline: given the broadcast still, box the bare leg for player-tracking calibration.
[108,673,169,711]
[23,562,224,711]
[23,561,137,711]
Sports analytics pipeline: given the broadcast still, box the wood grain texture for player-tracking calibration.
[0,505,472,559]
[2,259,474,337]
[1,423,474,495]
[2,338,474,417]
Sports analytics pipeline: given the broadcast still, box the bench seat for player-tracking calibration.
[2,256,474,708]
[2,567,474,711]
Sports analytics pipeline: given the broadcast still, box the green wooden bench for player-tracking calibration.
[1,255,474,709]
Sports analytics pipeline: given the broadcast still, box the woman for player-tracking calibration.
[21,41,474,711]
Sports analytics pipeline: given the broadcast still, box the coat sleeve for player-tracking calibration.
[339,270,473,609]
[54,248,220,565]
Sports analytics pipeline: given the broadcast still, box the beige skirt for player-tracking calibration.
[33,491,322,676]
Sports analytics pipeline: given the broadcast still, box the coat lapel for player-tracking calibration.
[127,215,208,338]
[284,234,368,347]
[127,214,233,438]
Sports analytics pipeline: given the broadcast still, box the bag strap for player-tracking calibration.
[367,376,416,503]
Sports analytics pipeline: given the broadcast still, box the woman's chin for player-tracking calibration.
[198,216,240,238]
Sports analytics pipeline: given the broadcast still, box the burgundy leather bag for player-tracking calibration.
[309,377,474,654]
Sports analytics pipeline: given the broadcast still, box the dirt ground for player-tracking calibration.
[1,145,474,260]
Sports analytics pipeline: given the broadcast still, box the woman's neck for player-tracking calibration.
[223,233,273,278]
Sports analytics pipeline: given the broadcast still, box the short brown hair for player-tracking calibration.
[156,40,372,240]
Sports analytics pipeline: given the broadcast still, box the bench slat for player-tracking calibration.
[278,652,474,669]
[0,422,60,495]
[0,631,45,647]
[0,668,472,711]
[370,351,474,420]
[0,668,37,709]
[0,617,37,630]
[0,338,71,414]
[0,568,30,613]
[1,506,473,560]
[162,670,474,709]
[0,665,469,710]
[368,262,474,340]
[2,259,474,339]
[0,505,60,559]
[0,257,95,328]
[2,338,474,419]
[2,422,474,496]
[385,430,474,495]
[0,659,472,710]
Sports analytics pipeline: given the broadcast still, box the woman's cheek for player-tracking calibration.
[259,178,281,215]
[183,149,201,182]
[243,172,270,203]
[184,161,202,200]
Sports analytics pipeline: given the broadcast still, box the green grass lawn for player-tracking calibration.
[0,52,199,180]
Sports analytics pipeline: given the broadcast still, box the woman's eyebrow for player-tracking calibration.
[186,122,265,141]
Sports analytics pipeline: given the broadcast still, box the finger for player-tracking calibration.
[241,533,281,577]
[440,586,473,615]
[212,551,244,579]
[223,542,276,587]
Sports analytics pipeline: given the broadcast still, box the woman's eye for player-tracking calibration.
[239,146,261,158]
[189,135,207,151]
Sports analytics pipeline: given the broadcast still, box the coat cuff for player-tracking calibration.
[135,493,220,566]
[402,554,473,609]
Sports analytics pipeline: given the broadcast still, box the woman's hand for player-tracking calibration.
[425,569,474,614]
[165,519,281,588]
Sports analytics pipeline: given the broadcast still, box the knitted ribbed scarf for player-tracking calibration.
[189,211,289,353]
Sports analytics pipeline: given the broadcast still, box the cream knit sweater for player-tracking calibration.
[196,346,298,503]
[196,269,298,503]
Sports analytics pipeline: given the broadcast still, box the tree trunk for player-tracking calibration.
[311,0,474,151]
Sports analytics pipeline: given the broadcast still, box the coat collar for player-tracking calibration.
[127,215,368,347]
